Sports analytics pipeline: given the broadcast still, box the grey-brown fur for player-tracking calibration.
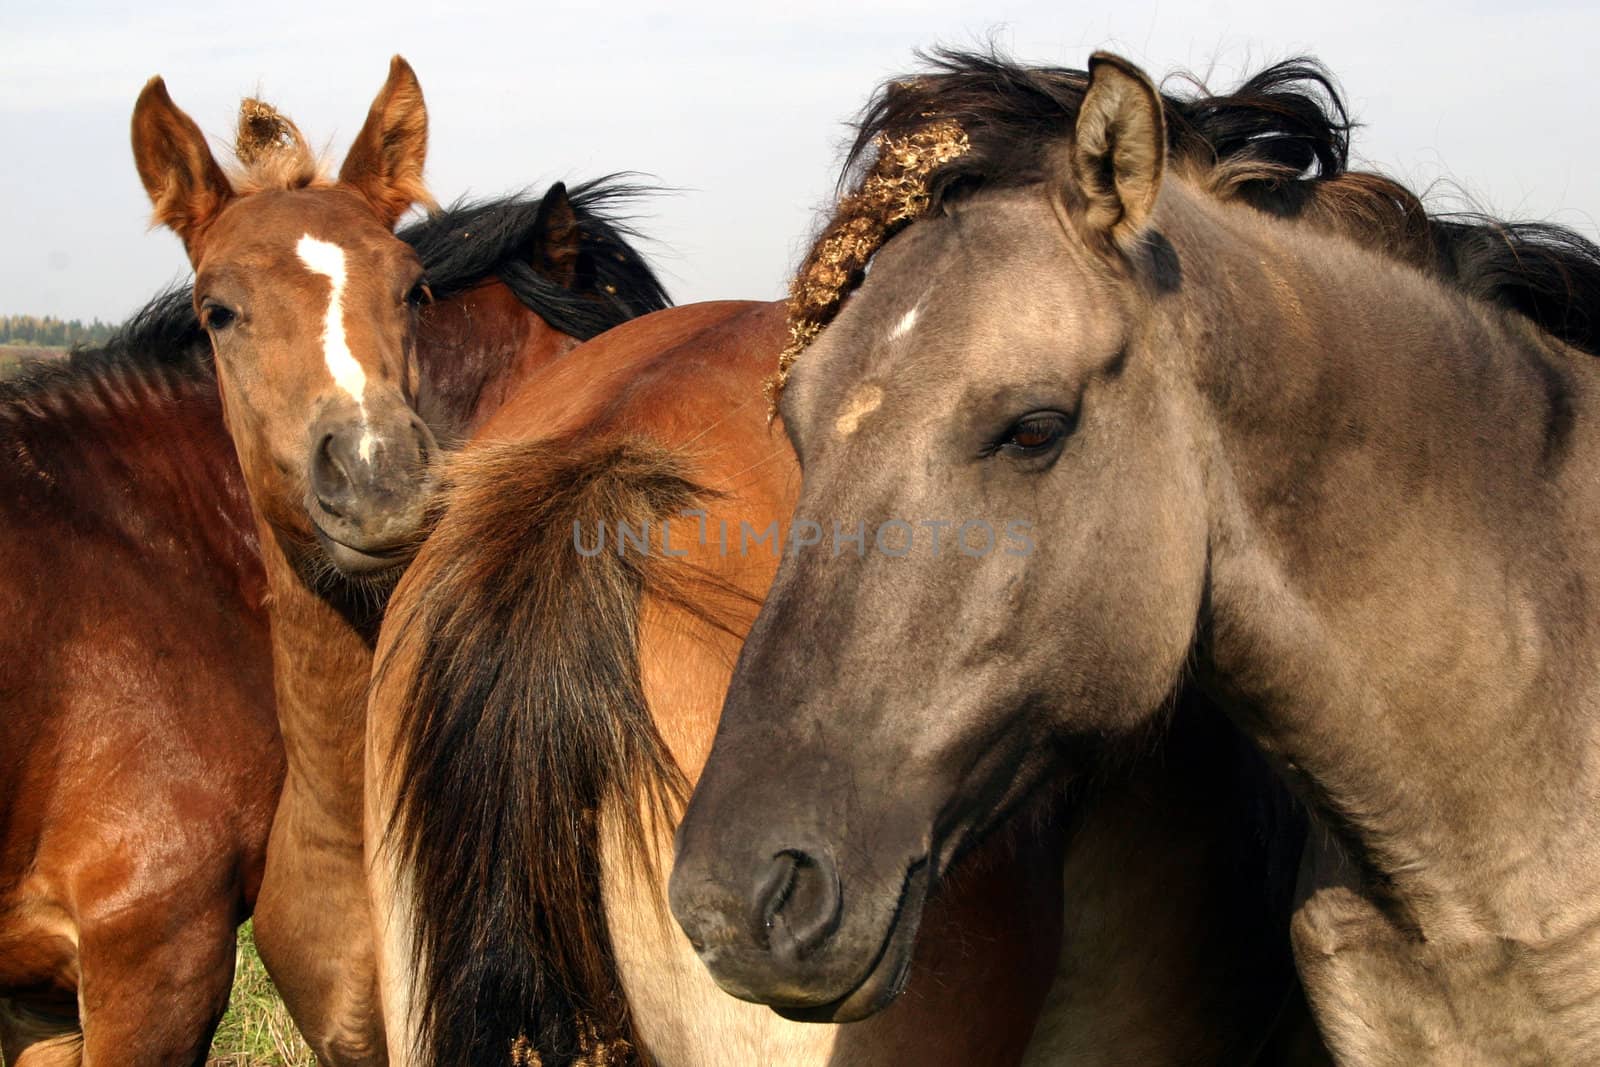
[672,51,1600,1063]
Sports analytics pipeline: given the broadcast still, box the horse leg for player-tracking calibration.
[72,901,236,1067]
[251,794,386,1067]
[1,1000,82,1067]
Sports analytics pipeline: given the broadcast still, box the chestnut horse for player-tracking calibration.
[670,50,1600,1064]
[365,296,1321,1066]
[108,62,662,1062]
[0,170,667,1067]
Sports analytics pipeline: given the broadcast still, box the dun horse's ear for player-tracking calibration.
[130,77,234,261]
[339,56,432,228]
[530,182,587,289]
[1061,52,1166,256]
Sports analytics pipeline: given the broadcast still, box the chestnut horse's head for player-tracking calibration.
[131,57,438,575]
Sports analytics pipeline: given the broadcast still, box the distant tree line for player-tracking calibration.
[0,314,115,348]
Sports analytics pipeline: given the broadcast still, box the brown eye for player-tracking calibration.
[202,303,237,331]
[996,411,1074,458]
[405,281,433,308]
[1010,424,1054,449]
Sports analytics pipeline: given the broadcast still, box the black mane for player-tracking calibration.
[2,177,670,407]
[842,49,1600,356]
[0,286,212,418]
[402,176,671,340]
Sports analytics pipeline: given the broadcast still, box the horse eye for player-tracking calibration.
[405,281,434,308]
[202,304,237,332]
[996,412,1074,457]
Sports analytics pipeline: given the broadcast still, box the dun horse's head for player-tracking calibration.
[672,54,1207,1019]
[131,58,437,575]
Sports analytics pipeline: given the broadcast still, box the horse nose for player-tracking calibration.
[309,415,432,518]
[749,849,842,964]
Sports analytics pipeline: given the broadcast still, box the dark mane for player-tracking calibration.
[401,176,671,341]
[0,286,213,426]
[830,48,1600,357]
[2,177,670,418]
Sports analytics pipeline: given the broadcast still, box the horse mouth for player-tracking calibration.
[312,524,418,575]
[772,860,932,1024]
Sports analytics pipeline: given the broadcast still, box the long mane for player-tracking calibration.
[790,49,1600,373]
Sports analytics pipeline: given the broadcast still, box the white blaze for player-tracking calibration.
[296,235,368,407]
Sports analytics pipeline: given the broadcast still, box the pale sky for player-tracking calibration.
[3,1,1596,322]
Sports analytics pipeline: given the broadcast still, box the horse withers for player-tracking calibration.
[670,49,1600,1063]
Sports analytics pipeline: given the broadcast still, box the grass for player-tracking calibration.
[206,922,317,1066]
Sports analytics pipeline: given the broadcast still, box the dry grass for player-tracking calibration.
[206,921,317,1067]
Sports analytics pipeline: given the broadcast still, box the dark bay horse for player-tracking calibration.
[668,50,1600,1064]
[357,58,1479,1067]
[0,187,663,1066]
[0,89,666,1067]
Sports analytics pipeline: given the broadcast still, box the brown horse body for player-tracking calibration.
[0,331,275,1067]
[366,298,1317,1065]
[0,171,667,1065]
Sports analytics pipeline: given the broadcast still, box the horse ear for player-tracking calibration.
[339,55,432,228]
[530,182,584,288]
[130,77,234,261]
[1063,52,1166,255]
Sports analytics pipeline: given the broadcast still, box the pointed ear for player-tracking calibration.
[130,76,234,261]
[1063,52,1166,255]
[339,55,432,228]
[529,182,584,288]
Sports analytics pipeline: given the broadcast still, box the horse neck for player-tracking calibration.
[254,525,373,821]
[1177,192,1600,929]
[416,282,580,440]
[1,366,264,608]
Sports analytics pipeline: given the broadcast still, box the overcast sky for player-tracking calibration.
[3,1,1596,322]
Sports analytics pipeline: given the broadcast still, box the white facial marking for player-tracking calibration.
[835,383,884,437]
[296,234,368,408]
[888,305,921,342]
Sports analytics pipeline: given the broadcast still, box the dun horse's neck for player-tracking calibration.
[1182,195,1600,935]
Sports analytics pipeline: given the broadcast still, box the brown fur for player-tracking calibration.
[1,162,665,1061]
[377,438,726,1064]
[339,57,436,226]
[130,78,233,254]
[125,58,673,1066]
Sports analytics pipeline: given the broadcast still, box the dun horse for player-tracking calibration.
[90,61,668,1065]
[669,50,1600,1065]
[353,56,1494,1067]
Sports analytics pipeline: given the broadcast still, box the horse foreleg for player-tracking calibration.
[251,794,387,1067]
[70,902,236,1067]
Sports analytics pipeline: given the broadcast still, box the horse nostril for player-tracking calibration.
[312,432,353,516]
[750,849,841,963]
[412,418,432,468]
